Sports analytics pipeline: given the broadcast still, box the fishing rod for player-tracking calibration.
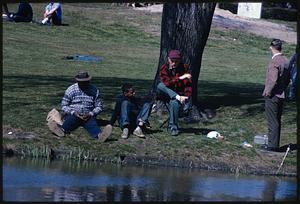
[275,144,291,175]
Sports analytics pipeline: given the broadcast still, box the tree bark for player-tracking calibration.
[152,3,216,104]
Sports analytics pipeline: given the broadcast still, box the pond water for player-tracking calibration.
[3,156,297,202]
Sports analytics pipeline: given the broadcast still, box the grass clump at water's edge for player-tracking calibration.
[2,3,297,176]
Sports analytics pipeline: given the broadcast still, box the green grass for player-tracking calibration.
[3,3,297,172]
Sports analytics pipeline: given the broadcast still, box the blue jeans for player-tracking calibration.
[60,114,101,139]
[157,82,181,130]
[119,100,151,130]
[288,72,297,100]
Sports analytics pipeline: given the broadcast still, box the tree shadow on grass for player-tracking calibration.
[4,74,265,117]
[179,127,215,135]
[144,129,164,134]
[96,119,111,126]
[197,80,264,110]
[104,138,119,143]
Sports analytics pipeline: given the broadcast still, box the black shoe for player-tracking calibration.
[183,98,192,114]
[260,145,278,152]
[277,143,297,152]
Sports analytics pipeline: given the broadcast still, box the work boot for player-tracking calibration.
[47,120,65,137]
[182,97,192,114]
[121,128,129,139]
[170,127,179,136]
[133,126,145,138]
[98,124,112,142]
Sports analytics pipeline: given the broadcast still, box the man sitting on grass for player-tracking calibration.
[2,2,33,23]
[156,50,193,136]
[48,70,112,142]
[109,83,152,139]
[41,2,62,25]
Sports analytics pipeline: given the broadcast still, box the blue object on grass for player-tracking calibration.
[63,55,102,63]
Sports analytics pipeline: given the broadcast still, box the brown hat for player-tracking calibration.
[75,70,92,81]
[168,50,181,59]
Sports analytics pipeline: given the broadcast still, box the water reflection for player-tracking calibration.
[3,156,297,201]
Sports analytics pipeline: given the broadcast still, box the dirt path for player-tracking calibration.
[134,5,297,44]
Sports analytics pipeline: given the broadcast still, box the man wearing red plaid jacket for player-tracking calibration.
[157,50,193,136]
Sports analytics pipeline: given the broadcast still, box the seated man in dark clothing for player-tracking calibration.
[3,2,33,22]
[109,83,152,139]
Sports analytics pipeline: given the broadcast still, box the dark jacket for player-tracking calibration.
[16,2,33,21]
[263,54,289,98]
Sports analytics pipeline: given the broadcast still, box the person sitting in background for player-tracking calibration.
[2,3,9,16]
[42,2,62,25]
[109,83,152,139]
[48,70,112,142]
[156,50,193,136]
[2,2,33,23]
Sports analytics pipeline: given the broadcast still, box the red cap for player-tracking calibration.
[168,50,181,59]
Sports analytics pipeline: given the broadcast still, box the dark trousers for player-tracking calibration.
[60,114,101,138]
[48,12,61,25]
[265,96,284,148]
[157,82,181,129]
[10,14,31,22]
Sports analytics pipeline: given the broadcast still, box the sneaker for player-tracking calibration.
[47,120,65,137]
[170,127,179,136]
[121,128,129,139]
[98,124,112,142]
[133,126,145,138]
[41,17,49,24]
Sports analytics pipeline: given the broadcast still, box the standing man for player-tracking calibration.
[48,70,112,142]
[42,2,62,25]
[156,50,192,136]
[262,39,290,152]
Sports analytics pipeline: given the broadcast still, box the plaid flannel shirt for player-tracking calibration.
[61,83,103,116]
[159,62,192,97]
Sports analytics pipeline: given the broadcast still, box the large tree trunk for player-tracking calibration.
[152,3,216,104]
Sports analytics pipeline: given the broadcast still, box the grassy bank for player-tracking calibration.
[2,3,297,176]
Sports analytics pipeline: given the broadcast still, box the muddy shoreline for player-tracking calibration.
[2,141,296,177]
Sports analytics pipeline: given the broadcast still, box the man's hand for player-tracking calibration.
[179,73,192,80]
[180,96,188,104]
[44,12,50,18]
[262,91,271,97]
[175,95,188,104]
[74,112,92,121]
